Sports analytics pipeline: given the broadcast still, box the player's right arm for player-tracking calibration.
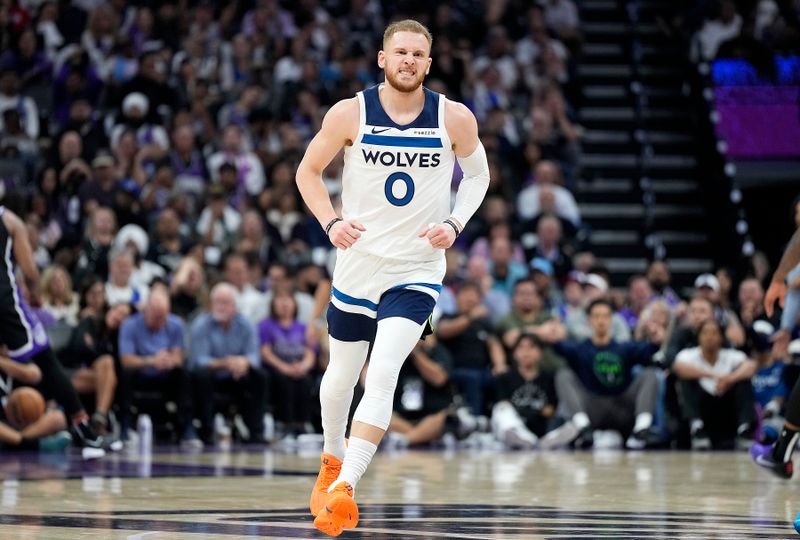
[766,226,800,316]
[296,98,365,250]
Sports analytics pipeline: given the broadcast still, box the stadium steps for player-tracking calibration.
[576,0,712,288]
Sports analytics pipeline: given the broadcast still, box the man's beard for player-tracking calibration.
[384,67,425,93]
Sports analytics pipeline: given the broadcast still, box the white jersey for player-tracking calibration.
[341,84,456,262]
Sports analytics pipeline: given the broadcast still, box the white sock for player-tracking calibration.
[321,338,370,461]
[331,437,378,491]
[634,412,653,433]
[573,412,591,431]
[690,419,705,434]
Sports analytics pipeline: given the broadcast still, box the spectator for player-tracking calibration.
[542,0,580,38]
[619,275,655,331]
[76,207,117,281]
[517,160,580,225]
[693,273,745,347]
[112,224,166,291]
[462,255,511,322]
[540,299,665,449]
[673,319,757,449]
[77,154,120,215]
[146,208,190,276]
[497,278,564,374]
[207,124,266,196]
[663,296,719,367]
[491,334,557,448]
[263,263,316,324]
[529,257,564,311]
[105,247,147,308]
[118,286,198,447]
[189,283,268,445]
[736,277,767,329]
[437,281,507,416]
[197,184,241,255]
[488,236,528,296]
[564,273,631,342]
[385,339,455,448]
[169,256,207,321]
[41,265,79,326]
[0,70,39,139]
[169,124,208,201]
[526,214,572,280]
[223,251,266,324]
[646,260,681,308]
[61,297,131,436]
[259,290,316,436]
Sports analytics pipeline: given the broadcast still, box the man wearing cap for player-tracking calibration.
[529,256,563,311]
[693,272,745,347]
[564,273,631,342]
[77,153,120,215]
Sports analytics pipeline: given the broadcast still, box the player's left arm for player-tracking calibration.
[418,101,490,249]
[0,355,42,385]
[4,210,41,305]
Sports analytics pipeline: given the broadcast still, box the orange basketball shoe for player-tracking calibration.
[312,481,358,537]
[310,453,342,517]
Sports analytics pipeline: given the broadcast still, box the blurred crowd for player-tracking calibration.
[0,0,795,452]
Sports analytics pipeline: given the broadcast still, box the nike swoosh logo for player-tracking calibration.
[371,127,391,134]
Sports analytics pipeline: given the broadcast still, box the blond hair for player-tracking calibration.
[41,265,75,306]
[383,19,433,50]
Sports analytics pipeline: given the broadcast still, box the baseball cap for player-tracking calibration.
[694,273,720,292]
[529,257,554,276]
[581,273,608,292]
[91,154,115,168]
[750,319,775,353]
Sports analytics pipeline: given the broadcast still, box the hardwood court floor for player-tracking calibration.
[0,446,797,539]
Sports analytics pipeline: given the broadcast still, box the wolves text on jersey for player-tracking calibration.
[362,149,442,168]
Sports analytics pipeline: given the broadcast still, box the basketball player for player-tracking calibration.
[0,203,112,458]
[752,225,800,479]
[296,20,489,536]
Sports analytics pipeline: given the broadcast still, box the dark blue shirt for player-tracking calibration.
[553,339,658,395]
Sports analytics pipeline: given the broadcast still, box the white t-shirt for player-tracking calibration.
[675,346,747,395]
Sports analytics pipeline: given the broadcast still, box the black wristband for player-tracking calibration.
[443,219,460,237]
[325,217,343,237]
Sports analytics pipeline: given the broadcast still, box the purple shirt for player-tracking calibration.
[258,318,307,364]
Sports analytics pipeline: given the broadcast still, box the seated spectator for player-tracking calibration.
[673,319,757,449]
[634,300,673,344]
[646,260,682,309]
[385,339,454,448]
[542,0,580,38]
[223,252,266,324]
[118,287,198,447]
[539,299,664,449]
[263,263,316,324]
[170,257,207,321]
[77,154,121,216]
[259,291,317,436]
[75,206,117,283]
[462,254,511,323]
[146,208,191,276]
[105,247,148,308]
[197,184,241,256]
[554,270,583,321]
[736,277,767,329]
[488,236,528,297]
[61,297,131,436]
[529,257,564,311]
[517,160,580,226]
[564,273,631,342]
[619,275,654,331]
[207,124,265,196]
[169,124,208,202]
[525,214,573,280]
[491,334,557,449]
[663,296,720,367]
[693,273,745,347]
[41,265,79,326]
[437,281,507,416]
[0,70,39,140]
[112,224,166,291]
[110,92,169,154]
[189,283,267,445]
[497,278,564,373]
